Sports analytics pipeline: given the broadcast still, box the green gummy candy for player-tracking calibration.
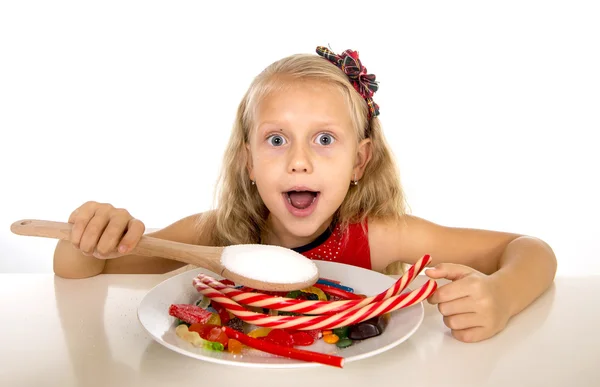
[333,326,349,338]
[336,338,352,348]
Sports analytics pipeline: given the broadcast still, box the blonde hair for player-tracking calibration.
[202,52,408,270]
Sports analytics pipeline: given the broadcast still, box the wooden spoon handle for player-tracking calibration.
[10,219,225,274]
[11,219,72,240]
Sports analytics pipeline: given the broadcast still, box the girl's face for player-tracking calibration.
[246,80,372,247]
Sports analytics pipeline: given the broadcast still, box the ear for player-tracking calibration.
[353,138,373,180]
[245,143,255,181]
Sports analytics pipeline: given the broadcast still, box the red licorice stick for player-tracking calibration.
[222,327,344,368]
[313,284,363,300]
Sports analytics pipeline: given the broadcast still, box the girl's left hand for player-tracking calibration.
[425,263,512,343]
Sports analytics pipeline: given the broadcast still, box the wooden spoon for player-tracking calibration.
[10,219,319,292]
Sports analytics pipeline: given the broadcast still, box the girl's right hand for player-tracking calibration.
[68,201,146,259]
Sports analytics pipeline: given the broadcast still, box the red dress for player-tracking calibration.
[291,222,372,270]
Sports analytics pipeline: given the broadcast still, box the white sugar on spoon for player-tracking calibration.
[221,244,318,285]
[10,219,319,292]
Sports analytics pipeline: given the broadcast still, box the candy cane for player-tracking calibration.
[193,278,437,330]
[193,254,432,315]
[195,274,361,315]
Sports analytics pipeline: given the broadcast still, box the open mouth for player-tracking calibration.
[285,190,319,210]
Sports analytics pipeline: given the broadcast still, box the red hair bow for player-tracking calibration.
[316,46,380,118]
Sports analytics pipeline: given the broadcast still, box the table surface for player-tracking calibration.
[0,270,598,387]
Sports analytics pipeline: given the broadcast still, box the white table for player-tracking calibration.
[1,272,597,387]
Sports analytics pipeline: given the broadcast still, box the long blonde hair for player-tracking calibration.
[202,52,408,255]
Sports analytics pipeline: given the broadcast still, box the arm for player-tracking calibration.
[369,215,557,340]
[370,215,556,275]
[53,212,216,278]
[490,235,557,316]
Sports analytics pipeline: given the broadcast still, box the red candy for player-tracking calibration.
[301,329,321,341]
[169,303,213,324]
[222,327,344,368]
[290,331,315,346]
[263,329,294,347]
[211,301,230,325]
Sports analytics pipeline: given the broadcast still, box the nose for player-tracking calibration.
[287,143,313,174]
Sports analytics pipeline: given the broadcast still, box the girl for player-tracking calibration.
[53,46,557,343]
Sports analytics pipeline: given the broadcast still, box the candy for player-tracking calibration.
[227,338,243,354]
[175,324,224,351]
[336,338,352,348]
[192,276,437,330]
[316,278,354,292]
[181,254,435,334]
[194,254,432,316]
[332,326,349,338]
[313,283,362,300]
[264,329,294,347]
[302,329,322,341]
[323,334,339,344]
[169,303,213,325]
[222,327,344,368]
[348,315,388,340]
[289,331,315,346]
[247,327,272,338]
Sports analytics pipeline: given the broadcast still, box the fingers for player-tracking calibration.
[428,280,473,304]
[425,263,475,281]
[69,202,98,249]
[436,296,475,316]
[67,201,143,259]
[95,211,131,257]
[425,262,505,343]
[451,327,490,343]
[443,313,482,331]
[79,210,110,255]
[117,218,145,254]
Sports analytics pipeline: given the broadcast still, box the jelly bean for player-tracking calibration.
[228,338,243,354]
[336,338,352,348]
[248,327,272,338]
[323,334,339,344]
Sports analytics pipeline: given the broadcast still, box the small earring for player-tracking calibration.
[251,180,255,185]
[352,174,358,186]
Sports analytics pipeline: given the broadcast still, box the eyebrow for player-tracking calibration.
[257,121,284,130]
[257,120,342,129]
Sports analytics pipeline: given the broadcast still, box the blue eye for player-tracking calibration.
[267,135,286,146]
[316,133,335,146]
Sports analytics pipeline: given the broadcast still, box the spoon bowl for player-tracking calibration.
[10,219,319,292]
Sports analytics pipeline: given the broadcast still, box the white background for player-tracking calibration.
[1,1,598,275]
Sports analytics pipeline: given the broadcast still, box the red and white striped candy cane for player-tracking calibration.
[193,254,432,315]
[192,278,437,330]
[195,274,361,315]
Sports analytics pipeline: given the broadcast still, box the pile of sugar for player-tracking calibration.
[220,244,318,283]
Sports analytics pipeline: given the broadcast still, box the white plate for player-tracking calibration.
[137,260,424,368]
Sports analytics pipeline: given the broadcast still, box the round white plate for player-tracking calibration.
[138,260,424,368]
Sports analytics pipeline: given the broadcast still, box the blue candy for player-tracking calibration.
[317,279,354,293]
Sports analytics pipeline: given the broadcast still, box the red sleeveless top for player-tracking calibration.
[291,222,372,270]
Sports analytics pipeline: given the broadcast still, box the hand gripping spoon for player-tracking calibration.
[10,219,319,292]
